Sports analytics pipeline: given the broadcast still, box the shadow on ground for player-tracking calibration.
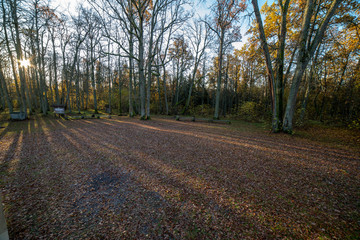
[0,116,359,239]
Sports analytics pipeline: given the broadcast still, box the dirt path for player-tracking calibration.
[0,116,359,239]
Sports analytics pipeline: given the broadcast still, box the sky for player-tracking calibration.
[50,0,274,50]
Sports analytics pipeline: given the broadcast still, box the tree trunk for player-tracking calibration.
[138,15,146,119]
[252,0,288,132]
[90,40,98,114]
[274,0,290,131]
[128,32,134,117]
[214,30,225,119]
[49,62,54,105]
[108,41,112,114]
[282,0,342,133]
[12,0,27,115]
[118,55,122,116]
[146,12,157,119]
[157,65,162,114]
[0,63,13,113]
[85,48,90,110]
[1,0,22,108]
[76,58,81,113]
[163,65,169,115]
[222,58,229,117]
[51,34,60,105]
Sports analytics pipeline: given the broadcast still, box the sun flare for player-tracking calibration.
[20,59,30,68]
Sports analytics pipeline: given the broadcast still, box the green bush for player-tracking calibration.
[349,118,360,130]
[98,100,106,110]
[238,101,260,122]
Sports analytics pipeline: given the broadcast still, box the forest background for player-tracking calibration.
[0,0,359,133]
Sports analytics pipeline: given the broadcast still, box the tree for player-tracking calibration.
[282,0,342,132]
[183,19,212,114]
[251,0,290,132]
[208,0,246,119]
[251,0,344,132]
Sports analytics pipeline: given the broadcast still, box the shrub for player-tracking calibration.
[349,118,360,130]
[238,101,260,122]
[190,104,213,117]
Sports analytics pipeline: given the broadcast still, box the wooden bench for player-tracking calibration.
[52,104,66,118]
[10,112,27,120]
[175,115,231,124]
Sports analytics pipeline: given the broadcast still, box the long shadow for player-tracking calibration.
[87,118,360,237]
[86,121,336,235]
[105,118,360,175]
[48,122,172,238]
[3,118,74,238]
[87,119,356,188]
[58,120,273,238]
[0,122,11,141]
[5,117,358,238]
[0,132,21,177]
[146,118,360,161]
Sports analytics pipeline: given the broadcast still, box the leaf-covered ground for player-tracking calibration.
[0,116,359,239]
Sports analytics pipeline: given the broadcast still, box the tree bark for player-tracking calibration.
[128,30,134,117]
[282,0,342,133]
[0,65,13,113]
[12,0,27,115]
[214,30,225,119]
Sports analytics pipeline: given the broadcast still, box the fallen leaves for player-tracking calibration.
[0,116,359,239]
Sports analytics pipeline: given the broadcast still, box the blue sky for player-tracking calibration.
[51,0,275,49]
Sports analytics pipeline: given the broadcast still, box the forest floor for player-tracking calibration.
[0,115,359,239]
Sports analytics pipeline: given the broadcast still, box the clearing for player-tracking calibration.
[0,116,359,239]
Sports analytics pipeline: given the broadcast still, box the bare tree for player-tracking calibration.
[208,0,246,119]
[183,19,212,114]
